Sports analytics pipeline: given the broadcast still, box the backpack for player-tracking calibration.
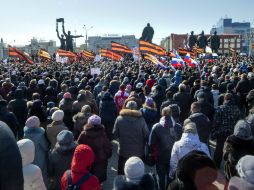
[66,170,92,190]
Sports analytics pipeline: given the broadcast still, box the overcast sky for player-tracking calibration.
[0,0,253,46]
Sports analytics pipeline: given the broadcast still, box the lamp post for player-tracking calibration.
[83,25,94,49]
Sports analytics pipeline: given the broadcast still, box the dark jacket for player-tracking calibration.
[113,109,149,158]
[59,98,74,131]
[140,106,159,131]
[0,121,24,190]
[78,125,112,182]
[48,145,76,190]
[99,92,118,140]
[28,100,47,123]
[223,135,254,180]
[194,86,214,105]
[186,112,211,144]
[197,99,215,122]
[173,92,192,122]
[73,112,92,140]
[149,116,182,163]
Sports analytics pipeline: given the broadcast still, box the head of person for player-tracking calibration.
[161,107,175,128]
[126,101,137,110]
[55,130,77,151]
[191,102,201,114]
[25,116,40,128]
[224,93,232,103]
[144,97,156,109]
[124,157,145,184]
[183,122,197,135]
[71,144,95,172]
[85,115,101,129]
[178,84,186,93]
[233,120,253,141]
[17,139,35,166]
[63,92,72,100]
[81,105,92,115]
[51,110,64,122]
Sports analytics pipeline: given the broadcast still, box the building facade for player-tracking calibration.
[211,18,251,54]
[88,35,137,53]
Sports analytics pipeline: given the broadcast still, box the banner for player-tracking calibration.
[57,49,76,58]
[82,49,95,60]
[111,41,132,53]
[90,67,101,75]
[8,47,33,64]
[139,40,166,56]
[100,49,123,61]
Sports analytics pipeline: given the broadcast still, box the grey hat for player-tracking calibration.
[124,156,144,183]
[234,120,253,140]
[126,101,137,110]
[236,155,254,184]
[55,130,77,151]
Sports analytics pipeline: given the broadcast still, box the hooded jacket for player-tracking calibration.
[47,121,68,149]
[18,139,46,190]
[61,144,101,190]
[169,133,210,179]
[113,109,149,158]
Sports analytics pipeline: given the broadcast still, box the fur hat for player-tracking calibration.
[25,116,40,128]
[124,156,144,183]
[234,120,253,140]
[126,101,137,110]
[88,115,101,125]
[52,110,64,121]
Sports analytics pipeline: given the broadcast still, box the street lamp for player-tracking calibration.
[83,25,94,49]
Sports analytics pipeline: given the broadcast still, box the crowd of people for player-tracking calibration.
[0,54,254,190]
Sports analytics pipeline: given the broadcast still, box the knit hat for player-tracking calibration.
[234,120,253,140]
[126,101,137,110]
[25,116,40,128]
[136,82,143,89]
[88,115,101,125]
[38,79,45,85]
[124,156,144,183]
[236,155,254,184]
[63,92,72,99]
[47,101,55,109]
[184,122,197,134]
[197,92,205,100]
[55,130,77,151]
[52,110,64,121]
[145,97,154,107]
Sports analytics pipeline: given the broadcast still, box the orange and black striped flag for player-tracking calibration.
[252,44,254,49]
[192,46,204,54]
[111,41,132,54]
[139,40,166,56]
[82,49,95,59]
[100,49,123,61]
[57,49,76,58]
[178,48,195,58]
[9,47,33,64]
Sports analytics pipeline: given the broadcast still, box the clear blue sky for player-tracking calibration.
[0,0,253,46]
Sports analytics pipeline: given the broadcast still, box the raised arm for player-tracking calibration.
[62,21,67,36]
[72,35,84,38]
[56,29,61,40]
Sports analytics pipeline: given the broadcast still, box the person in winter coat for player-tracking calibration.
[212,93,241,168]
[114,84,129,112]
[0,100,19,137]
[151,85,166,115]
[113,101,149,175]
[61,144,102,190]
[168,150,218,190]
[59,92,74,131]
[78,115,112,182]
[28,99,47,127]
[17,139,46,190]
[228,155,254,190]
[0,121,24,190]
[149,107,182,190]
[48,130,77,190]
[194,80,214,106]
[47,110,68,149]
[223,120,254,180]
[23,116,49,186]
[113,157,156,190]
[72,93,88,115]
[196,92,215,122]
[169,122,210,180]
[185,102,211,145]
[8,89,28,139]
[173,84,192,123]
[140,97,159,131]
[211,84,220,109]
[99,92,118,140]
[73,105,92,140]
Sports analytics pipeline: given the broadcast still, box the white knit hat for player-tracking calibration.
[52,110,64,121]
[124,156,144,183]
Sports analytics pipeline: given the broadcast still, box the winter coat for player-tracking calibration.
[48,145,76,190]
[0,104,19,137]
[219,80,231,94]
[73,112,92,139]
[109,80,120,97]
[99,93,118,140]
[0,121,24,190]
[140,106,159,131]
[59,98,74,131]
[152,89,166,115]
[78,125,112,182]
[23,126,49,185]
[149,116,182,163]
[28,100,47,123]
[61,145,102,190]
[46,121,68,149]
[114,90,129,111]
[169,133,210,179]
[223,135,254,180]
[211,89,220,109]
[113,109,149,158]
[173,92,192,122]
[197,99,215,122]
[18,139,46,190]
[186,112,211,145]
[194,86,214,105]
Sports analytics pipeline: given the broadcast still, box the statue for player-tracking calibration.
[56,18,66,50]
[140,23,154,43]
[61,19,83,52]
[210,31,220,53]
[187,31,197,50]
[197,30,208,49]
